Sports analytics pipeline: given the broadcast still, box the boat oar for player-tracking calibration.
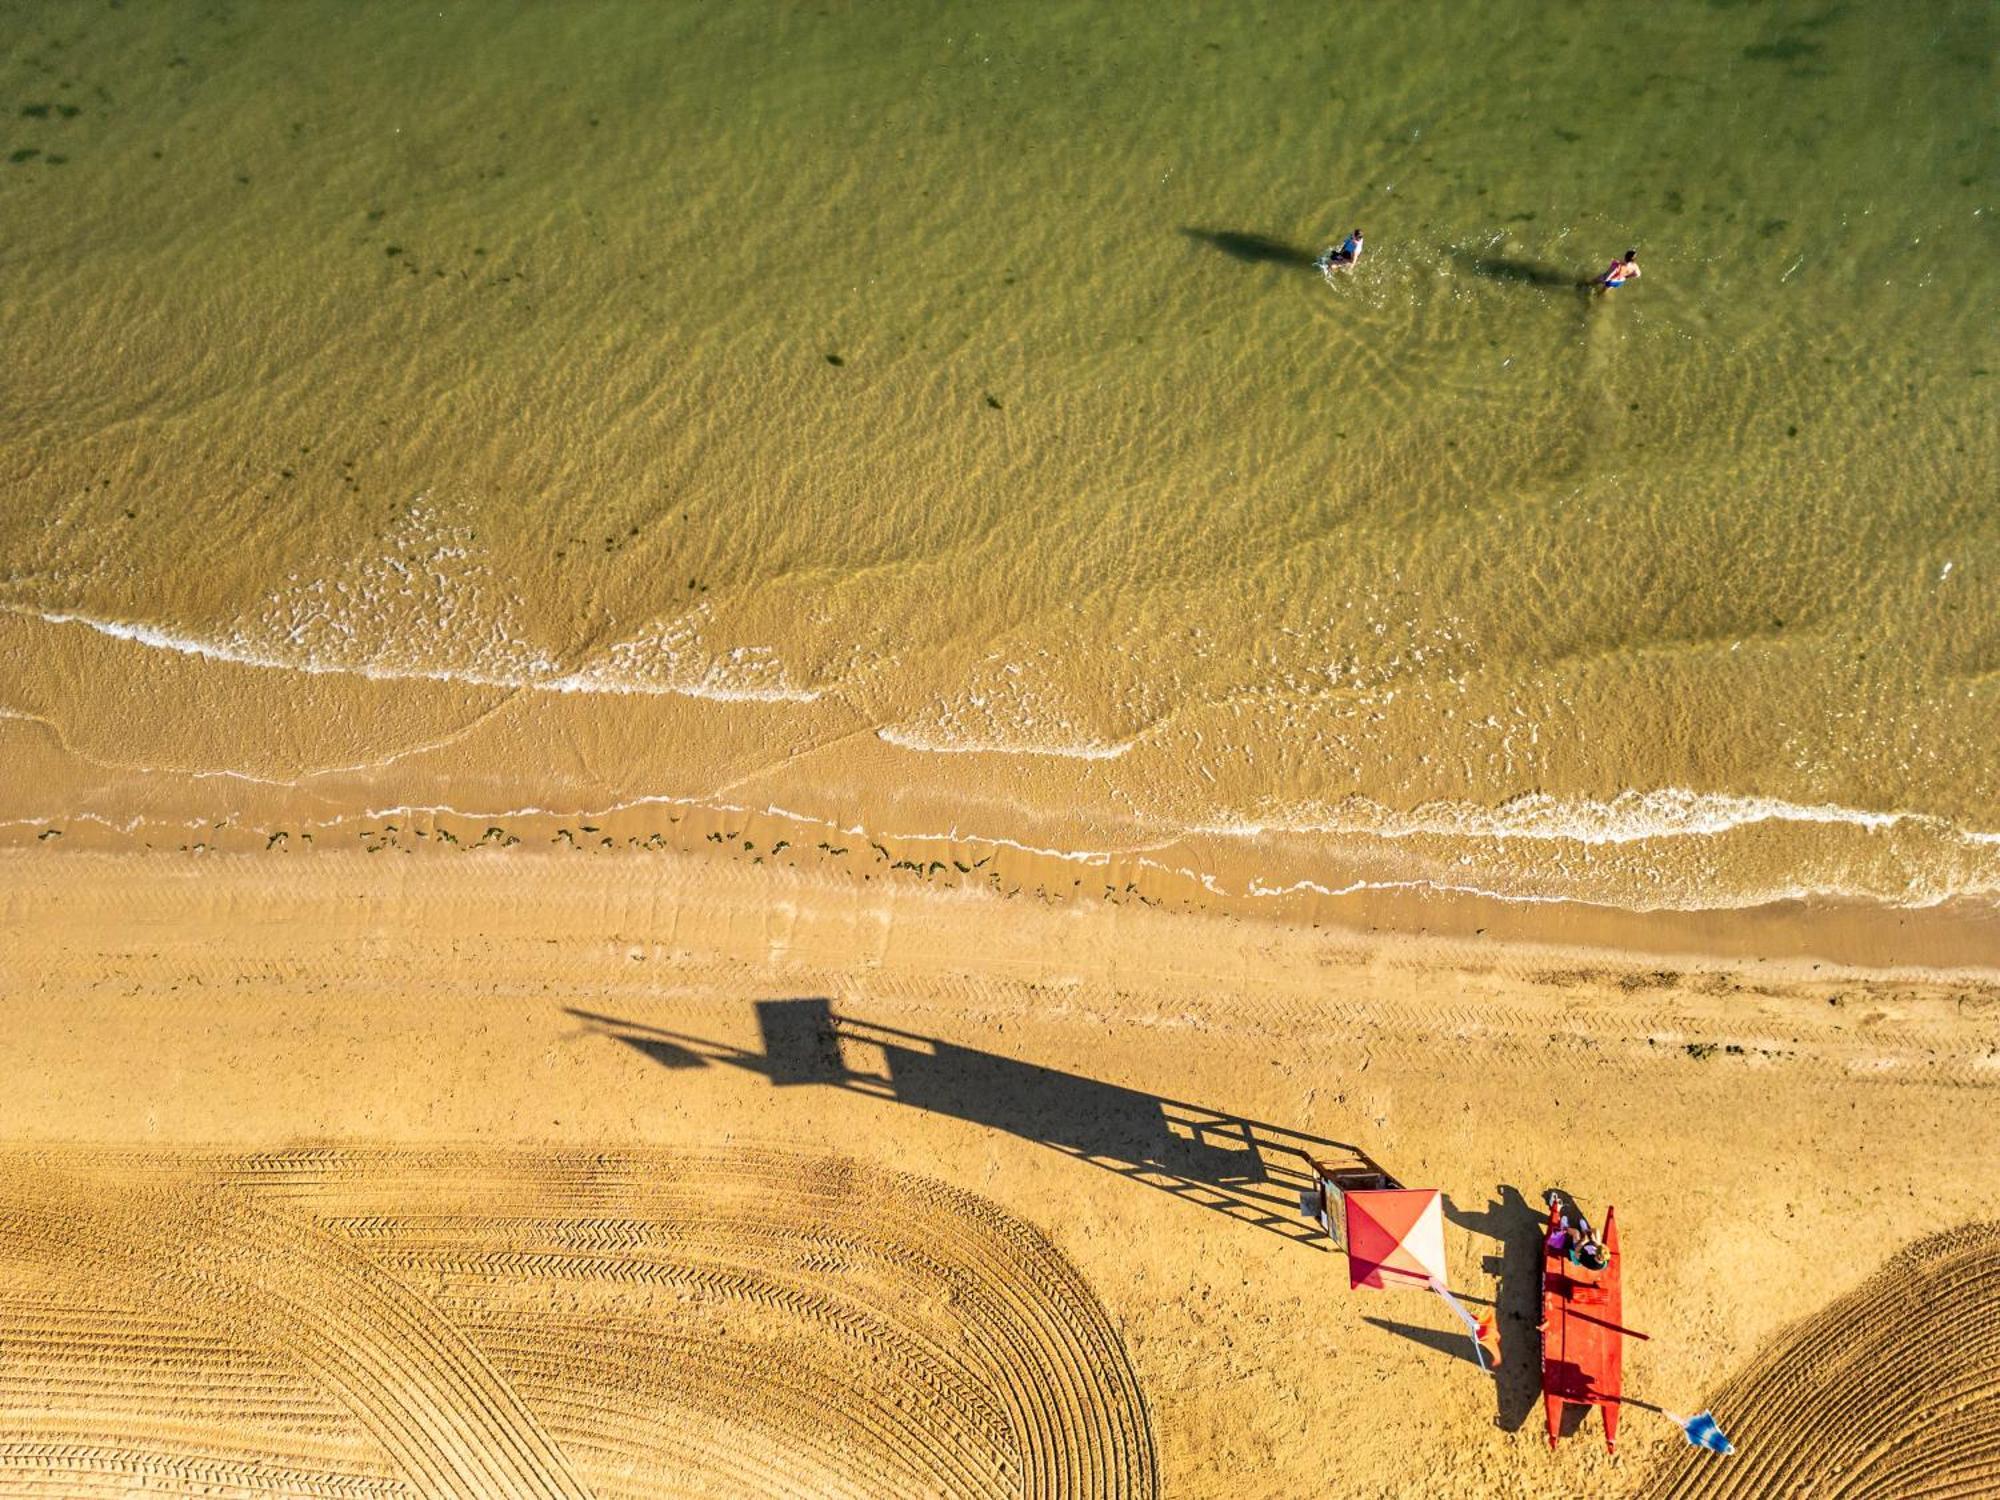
[1562,1306,1651,1341]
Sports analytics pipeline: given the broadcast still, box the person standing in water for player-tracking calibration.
[1318,228,1364,278]
[1597,248,1641,289]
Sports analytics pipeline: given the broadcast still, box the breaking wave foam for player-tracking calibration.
[875,725,1135,760]
[1214,789,1986,847]
[21,607,822,705]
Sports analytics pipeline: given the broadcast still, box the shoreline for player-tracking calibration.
[8,603,2000,943]
[11,803,1999,977]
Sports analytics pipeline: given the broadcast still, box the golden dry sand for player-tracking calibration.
[2,850,1997,1497]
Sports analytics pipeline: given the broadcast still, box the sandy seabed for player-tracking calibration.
[1,850,1996,1498]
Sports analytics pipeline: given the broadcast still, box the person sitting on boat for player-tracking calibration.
[1578,1238,1609,1272]
[1555,1209,1603,1262]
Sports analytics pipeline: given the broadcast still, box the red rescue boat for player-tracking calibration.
[1541,1200,1624,1451]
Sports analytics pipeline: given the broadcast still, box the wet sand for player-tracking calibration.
[16,790,1998,973]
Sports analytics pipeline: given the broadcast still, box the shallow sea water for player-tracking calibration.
[1,1,1995,910]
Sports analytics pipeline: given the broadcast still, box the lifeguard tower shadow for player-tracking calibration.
[566,997,1354,1249]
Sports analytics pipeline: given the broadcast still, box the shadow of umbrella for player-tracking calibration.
[606,1034,710,1070]
[1363,1315,1489,1367]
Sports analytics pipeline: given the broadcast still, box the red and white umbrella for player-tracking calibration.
[1341,1186,1488,1368]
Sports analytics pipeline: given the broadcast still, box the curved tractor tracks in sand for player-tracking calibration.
[0,1147,1157,1500]
[1641,1222,2000,1499]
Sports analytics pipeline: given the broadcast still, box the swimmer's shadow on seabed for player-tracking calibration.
[1454,249,1592,292]
[1182,232,1594,296]
[1180,227,1320,270]
[566,997,1353,1249]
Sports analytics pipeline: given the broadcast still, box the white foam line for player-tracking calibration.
[1247,871,2000,913]
[875,726,1135,761]
[878,827,1144,864]
[0,686,524,791]
[543,671,820,704]
[31,609,511,685]
[1192,790,1997,848]
[1247,875,1570,905]
[357,797,706,823]
[764,802,849,830]
[28,613,1995,846]
[20,608,821,705]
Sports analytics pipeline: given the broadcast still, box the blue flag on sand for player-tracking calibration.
[1679,1411,1735,1455]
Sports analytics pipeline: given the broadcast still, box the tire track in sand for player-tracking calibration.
[222,1144,1158,1498]
[0,1444,404,1499]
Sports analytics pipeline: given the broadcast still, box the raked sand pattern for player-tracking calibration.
[1640,1222,2000,1500]
[0,1147,1156,1500]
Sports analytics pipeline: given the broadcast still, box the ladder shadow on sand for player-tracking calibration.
[566,997,1355,1250]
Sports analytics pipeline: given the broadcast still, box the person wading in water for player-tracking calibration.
[1317,228,1364,279]
[1597,248,1641,289]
